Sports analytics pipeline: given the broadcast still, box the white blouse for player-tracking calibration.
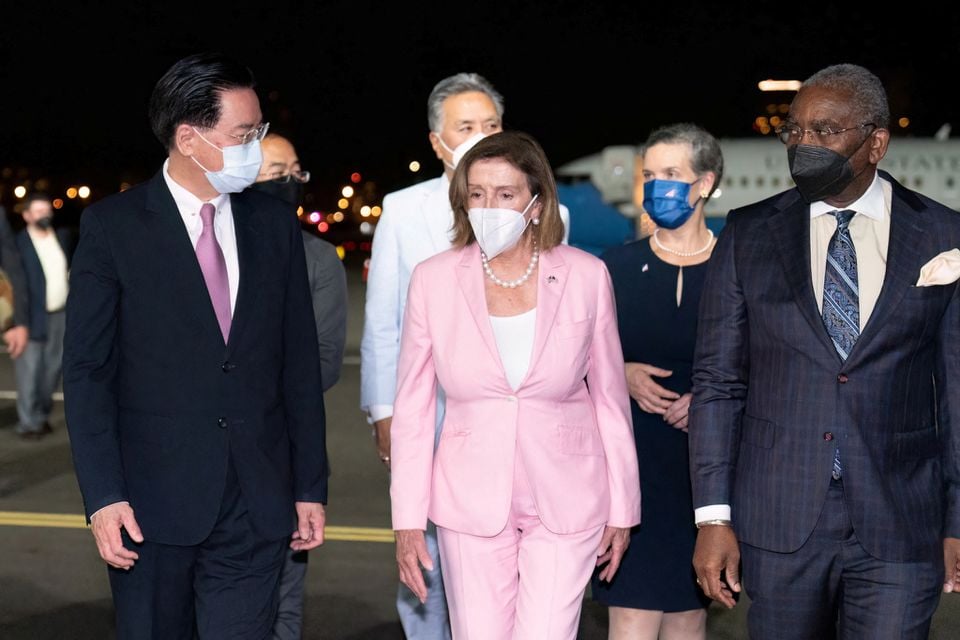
[489,308,537,391]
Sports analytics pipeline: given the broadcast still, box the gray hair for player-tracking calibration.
[801,63,890,129]
[427,72,505,132]
[639,123,724,195]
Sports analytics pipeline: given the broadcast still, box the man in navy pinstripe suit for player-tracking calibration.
[688,63,960,639]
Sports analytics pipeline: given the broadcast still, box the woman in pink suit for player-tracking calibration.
[391,131,642,639]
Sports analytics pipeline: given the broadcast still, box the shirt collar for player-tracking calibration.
[162,159,228,216]
[809,172,884,221]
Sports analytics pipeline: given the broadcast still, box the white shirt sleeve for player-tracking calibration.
[694,504,731,523]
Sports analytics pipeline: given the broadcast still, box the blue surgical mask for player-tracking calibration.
[191,128,263,194]
[642,178,702,229]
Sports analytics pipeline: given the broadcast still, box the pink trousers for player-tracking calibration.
[436,457,605,639]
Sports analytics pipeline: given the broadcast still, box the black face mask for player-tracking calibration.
[787,135,871,203]
[250,180,303,207]
[34,216,54,230]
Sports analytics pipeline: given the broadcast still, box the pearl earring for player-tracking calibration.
[532,218,540,225]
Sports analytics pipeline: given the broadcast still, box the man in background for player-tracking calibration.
[0,205,30,361]
[253,131,347,640]
[14,193,74,440]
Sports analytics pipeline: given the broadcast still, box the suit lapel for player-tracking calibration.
[225,193,262,355]
[454,245,502,370]
[522,248,569,387]
[768,192,838,357]
[144,173,225,346]
[844,184,925,368]
[422,177,454,252]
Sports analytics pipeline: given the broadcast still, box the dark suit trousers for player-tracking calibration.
[109,458,288,640]
[740,478,942,640]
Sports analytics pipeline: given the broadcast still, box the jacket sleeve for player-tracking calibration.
[283,218,329,503]
[0,208,30,328]
[389,263,437,531]
[588,260,641,527]
[360,194,402,413]
[62,208,127,519]
[305,237,347,392]
[937,271,960,538]
[688,216,748,510]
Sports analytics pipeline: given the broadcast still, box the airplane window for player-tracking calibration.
[915,177,923,188]
[725,177,734,187]
[947,177,956,189]
[756,177,765,187]
[741,176,749,187]
[899,175,907,184]
[772,177,781,187]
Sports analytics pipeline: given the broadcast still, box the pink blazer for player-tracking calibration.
[390,243,641,536]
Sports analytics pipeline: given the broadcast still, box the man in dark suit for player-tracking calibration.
[688,63,960,639]
[0,206,30,360]
[63,52,328,639]
[14,193,75,439]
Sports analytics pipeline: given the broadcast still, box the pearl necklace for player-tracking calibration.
[652,229,715,257]
[482,243,539,288]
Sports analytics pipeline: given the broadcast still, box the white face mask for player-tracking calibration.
[437,132,487,171]
[191,128,263,193]
[468,194,539,259]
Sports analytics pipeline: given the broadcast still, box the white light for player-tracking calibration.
[14,186,26,198]
[712,189,722,198]
[758,79,802,92]
[78,186,91,199]
[360,222,373,235]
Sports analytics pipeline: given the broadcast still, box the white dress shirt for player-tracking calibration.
[29,229,69,311]
[695,172,892,525]
[162,160,239,313]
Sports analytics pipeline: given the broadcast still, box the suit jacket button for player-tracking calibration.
[824,432,834,441]
[218,417,228,429]
[837,374,849,384]
[221,361,231,372]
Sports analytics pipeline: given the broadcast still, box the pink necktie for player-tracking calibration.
[196,203,231,342]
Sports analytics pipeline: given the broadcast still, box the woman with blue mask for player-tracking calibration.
[592,123,723,640]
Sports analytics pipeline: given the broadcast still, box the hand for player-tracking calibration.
[89,502,143,569]
[693,524,741,608]
[395,529,433,604]
[3,325,28,359]
[290,502,326,551]
[625,362,680,415]
[663,393,692,432]
[943,537,960,592]
[595,526,631,582]
[373,417,392,470]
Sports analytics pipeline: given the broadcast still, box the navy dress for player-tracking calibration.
[591,239,711,612]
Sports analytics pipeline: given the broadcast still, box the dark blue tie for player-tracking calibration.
[822,209,858,479]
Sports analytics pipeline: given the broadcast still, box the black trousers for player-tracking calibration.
[109,458,288,640]
[741,478,942,640]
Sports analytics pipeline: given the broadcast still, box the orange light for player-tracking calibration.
[52,198,64,209]
[350,172,361,183]
[317,222,329,232]
[66,187,78,199]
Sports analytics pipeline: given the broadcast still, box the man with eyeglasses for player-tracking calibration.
[63,52,329,639]
[689,62,960,639]
[252,132,347,640]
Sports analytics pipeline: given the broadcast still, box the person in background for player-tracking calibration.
[391,131,640,639]
[0,205,30,362]
[592,123,721,639]
[63,52,328,638]
[690,63,960,639]
[14,193,75,440]
[253,131,347,640]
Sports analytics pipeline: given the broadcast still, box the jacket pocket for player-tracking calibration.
[740,415,775,449]
[895,426,939,459]
[555,317,593,339]
[557,424,605,456]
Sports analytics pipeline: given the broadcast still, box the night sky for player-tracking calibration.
[3,2,960,224]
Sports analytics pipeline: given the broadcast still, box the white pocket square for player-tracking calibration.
[916,249,960,286]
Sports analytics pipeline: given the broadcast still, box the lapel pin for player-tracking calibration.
[547,275,557,283]
[642,263,649,272]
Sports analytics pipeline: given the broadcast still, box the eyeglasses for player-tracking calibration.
[218,121,270,145]
[261,169,311,184]
[774,122,875,145]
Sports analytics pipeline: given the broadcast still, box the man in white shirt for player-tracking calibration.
[14,193,73,440]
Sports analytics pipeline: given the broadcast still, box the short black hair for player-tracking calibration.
[24,192,52,210]
[148,52,256,149]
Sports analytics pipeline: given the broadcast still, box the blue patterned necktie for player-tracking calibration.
[822,209,858,480]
